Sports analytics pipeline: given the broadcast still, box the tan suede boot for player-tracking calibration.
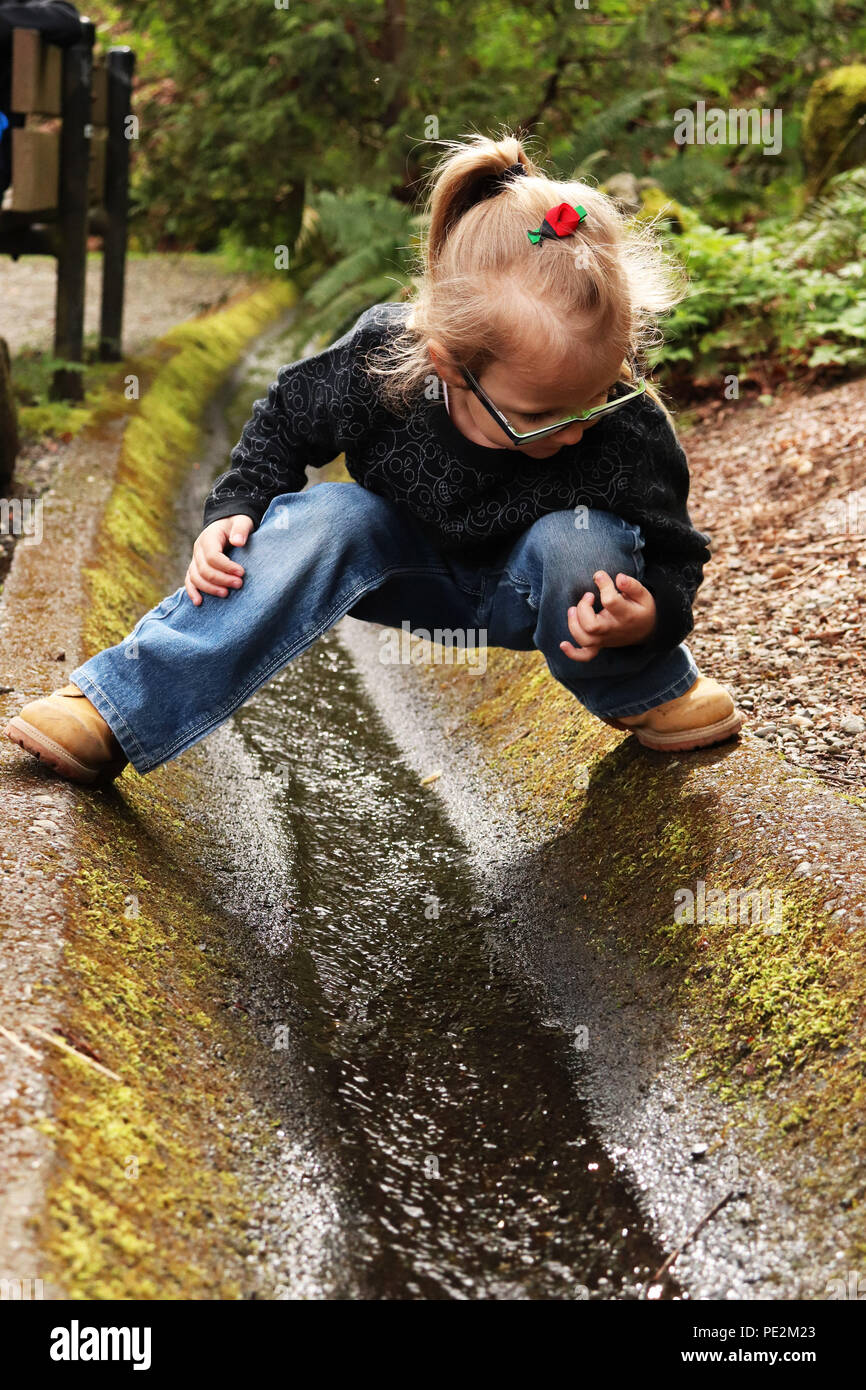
[599,675,744,751]
[4,684,128,783]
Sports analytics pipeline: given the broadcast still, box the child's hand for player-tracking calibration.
[560,570,657,662]
[185,515,255,607]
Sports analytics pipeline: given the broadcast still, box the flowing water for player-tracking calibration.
[198,318,679,1299]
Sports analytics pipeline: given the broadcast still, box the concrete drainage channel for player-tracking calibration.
[339,620,819,1300]
[180,322,679,1299]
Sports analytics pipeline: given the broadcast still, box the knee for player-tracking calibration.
[523,508,643,611]
[256,483,399,564]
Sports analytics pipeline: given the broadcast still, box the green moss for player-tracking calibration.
[43,778,255,1298]
[40,277,298,1298]
[411,642,866,1226]
[83,280,297,653]
[13,348,135,443]
[802,64,866,193]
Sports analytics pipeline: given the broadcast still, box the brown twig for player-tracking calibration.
[23,1023,122,1082]
[0,1023,41,1060]
[784,561,828,592]
[502,728,531,750]
[645,1188,744,1295]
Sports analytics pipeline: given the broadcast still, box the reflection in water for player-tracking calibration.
[231,623,676,1299]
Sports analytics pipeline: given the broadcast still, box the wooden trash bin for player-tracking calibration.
[0,22,135,401]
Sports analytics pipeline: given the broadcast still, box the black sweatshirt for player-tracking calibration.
[204,302,712,652]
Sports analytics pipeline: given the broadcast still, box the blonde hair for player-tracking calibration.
[364,132,685,419]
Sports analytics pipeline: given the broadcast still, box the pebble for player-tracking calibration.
[793,861,812,877]
[840,715,865,735]
[755,724,777,737]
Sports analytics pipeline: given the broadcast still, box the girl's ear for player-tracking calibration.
[427,338,464,389]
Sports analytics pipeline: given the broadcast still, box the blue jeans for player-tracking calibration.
[70,483,699,775]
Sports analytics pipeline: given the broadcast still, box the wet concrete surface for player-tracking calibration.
[184,314,866,1299]
[3,303,864,1300]
[340,616,866,1299]
[210,637,677,1298]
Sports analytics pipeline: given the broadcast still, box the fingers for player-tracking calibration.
[193,542,244,590]
[560,597,603,662]
[187,558,232,600]
[228,515,254,547]
[208,550,246,579]
[613,571,649,602]
[560,636,599,663]
[185,570,202,607]
[186,516,253,609]
[570,591,613,642]
[593,569,631,615]
[560,571,653,661]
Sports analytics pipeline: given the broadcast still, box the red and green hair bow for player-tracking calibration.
[527,202,587,245]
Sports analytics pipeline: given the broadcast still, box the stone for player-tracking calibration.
[802,65,866,193]
[601,171,641,211]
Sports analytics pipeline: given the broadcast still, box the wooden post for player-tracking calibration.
[51,21,95,402]
[99,46,134,362]
[0,338,19,487]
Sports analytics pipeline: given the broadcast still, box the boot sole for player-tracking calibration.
[599,709,745,751]
[3,717,127,784]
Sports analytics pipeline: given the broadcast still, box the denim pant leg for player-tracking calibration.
[483,509,699,719]
[70,483,465,774]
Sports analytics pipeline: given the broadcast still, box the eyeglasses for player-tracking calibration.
[459,365,647,444]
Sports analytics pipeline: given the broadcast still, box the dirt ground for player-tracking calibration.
[682,379,866,793]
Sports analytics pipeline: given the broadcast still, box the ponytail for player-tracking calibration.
[426,135,539,268]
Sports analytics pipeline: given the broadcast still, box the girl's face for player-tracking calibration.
[433,342,627,460]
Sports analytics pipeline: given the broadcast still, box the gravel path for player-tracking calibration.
[0,251,256,356]
[0,252,259,580]
[683,379,866,793]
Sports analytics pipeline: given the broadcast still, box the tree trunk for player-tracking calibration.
[381,0,407,134]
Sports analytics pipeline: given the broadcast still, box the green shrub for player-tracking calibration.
[654,167,866,387]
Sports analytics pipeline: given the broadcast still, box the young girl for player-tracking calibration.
[5,134,743,784]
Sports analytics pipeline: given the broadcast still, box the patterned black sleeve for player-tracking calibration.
[624,405,713,652]
[202,309,379,530]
